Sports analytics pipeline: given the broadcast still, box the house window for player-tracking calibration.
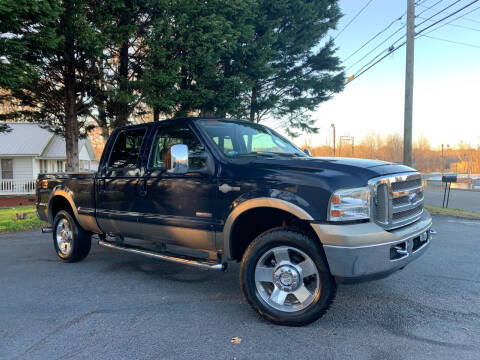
[57,160,63,172]
[0,159,13,179]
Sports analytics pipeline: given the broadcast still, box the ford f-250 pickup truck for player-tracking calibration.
[36,117,432,325]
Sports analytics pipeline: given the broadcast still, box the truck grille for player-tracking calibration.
[369,172,424,230]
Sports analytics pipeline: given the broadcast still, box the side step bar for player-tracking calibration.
[98,240,227,271]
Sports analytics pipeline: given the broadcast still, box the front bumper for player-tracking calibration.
[311,211,432,283]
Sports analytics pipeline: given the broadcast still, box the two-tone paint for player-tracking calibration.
[37,118,431,280]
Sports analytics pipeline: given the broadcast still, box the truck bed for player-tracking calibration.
[36,172,96,224]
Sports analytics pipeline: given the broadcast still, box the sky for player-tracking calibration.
[278,0,480,149]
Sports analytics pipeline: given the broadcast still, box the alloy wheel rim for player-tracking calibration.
[254,246,320,312]
[56,218,73,256]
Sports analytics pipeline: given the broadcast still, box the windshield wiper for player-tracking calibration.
[235,151,305,158]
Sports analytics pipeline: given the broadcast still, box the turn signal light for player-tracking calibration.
[330,210,342,218]
[37,180,48,189]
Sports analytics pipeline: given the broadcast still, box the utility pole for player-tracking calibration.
[331,123,336,156]
[403,0,415,167]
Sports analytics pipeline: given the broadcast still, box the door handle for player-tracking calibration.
[138,179,147,197]
[98,179,106,192]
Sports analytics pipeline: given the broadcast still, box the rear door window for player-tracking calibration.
[108,128,146,169]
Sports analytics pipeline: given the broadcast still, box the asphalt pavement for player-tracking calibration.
[423,187,480,212]
[1,214,480,360]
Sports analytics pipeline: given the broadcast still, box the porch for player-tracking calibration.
[0,179,36,195]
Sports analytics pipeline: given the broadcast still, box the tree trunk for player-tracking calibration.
[98,99,110,140]
[117,41,129,127]
[153,106,160,122]
[63,0,79,172]
[249,83,258,122]
[200,109,214,117]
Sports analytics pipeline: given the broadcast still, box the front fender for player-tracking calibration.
[221,189,319,259]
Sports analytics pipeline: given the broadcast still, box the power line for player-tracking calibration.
[416,0,480,36]
[345,27,404,71]
[421,4,480,35]
[461,15,480,24]
[342,15,403,64]
[351,0,477,75]
[417,15,480,30]
[419,1,480,20]
[348,0,480,82]
[415,0,462,28]
[416,0,447,15]
[343,0,446,70]
[422,34,480,48]
[334,0,376,40]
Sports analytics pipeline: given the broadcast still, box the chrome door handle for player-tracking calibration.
[219,183,240,194]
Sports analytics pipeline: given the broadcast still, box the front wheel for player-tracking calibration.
[52,210,91,262]
[240,228,336,326]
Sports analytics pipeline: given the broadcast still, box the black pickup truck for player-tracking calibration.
[37,117,432,325]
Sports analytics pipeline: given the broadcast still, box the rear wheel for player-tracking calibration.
[53,210,91,262]
[240,228,336,326]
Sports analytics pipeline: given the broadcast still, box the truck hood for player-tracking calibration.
[247,156,416,179]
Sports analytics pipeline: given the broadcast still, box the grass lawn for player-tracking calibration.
[425,205,480,220]
[0,205,46,233]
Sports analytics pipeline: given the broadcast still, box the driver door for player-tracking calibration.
[135,122,218,252]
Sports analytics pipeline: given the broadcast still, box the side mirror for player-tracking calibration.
[166,144,189,174]
[303,148,311,156]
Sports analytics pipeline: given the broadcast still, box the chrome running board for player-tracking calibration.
[98,240,227,271]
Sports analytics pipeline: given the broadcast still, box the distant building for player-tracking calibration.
[0,123,98,195]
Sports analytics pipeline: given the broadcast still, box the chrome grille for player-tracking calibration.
[369,172,424,230]
[391,178,422,191]
[392,203,423,221]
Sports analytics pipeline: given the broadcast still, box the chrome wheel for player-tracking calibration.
[254,246,320,312]
[56,218,73,256]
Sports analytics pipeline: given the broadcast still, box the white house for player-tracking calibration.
[0,123,99,195]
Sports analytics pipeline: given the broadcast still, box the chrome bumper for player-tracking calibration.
[311,211,432,283]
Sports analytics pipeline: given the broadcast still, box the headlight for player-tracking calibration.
[328,187,371,222]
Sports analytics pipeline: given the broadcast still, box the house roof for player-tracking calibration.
[0,123,97,160]
[0,123,53,155]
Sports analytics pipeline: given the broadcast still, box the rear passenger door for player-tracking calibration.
[96,127,148,238]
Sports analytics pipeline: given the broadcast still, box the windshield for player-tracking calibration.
[198,119,306,157]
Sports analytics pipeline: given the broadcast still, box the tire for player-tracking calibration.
[52,210,91,262]
[240,228,336,326]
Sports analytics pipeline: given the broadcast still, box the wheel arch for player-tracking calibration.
[47,188,100,233]
[48,189,79,224]
[223,198,323,261]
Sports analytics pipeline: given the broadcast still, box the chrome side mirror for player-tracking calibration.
[303,148,311,156]
[166,144,189,173]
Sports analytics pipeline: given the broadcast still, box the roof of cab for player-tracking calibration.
[116,117,248,131]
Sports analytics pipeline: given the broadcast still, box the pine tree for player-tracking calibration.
[237,0,344,135]
[0,0,103,171]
